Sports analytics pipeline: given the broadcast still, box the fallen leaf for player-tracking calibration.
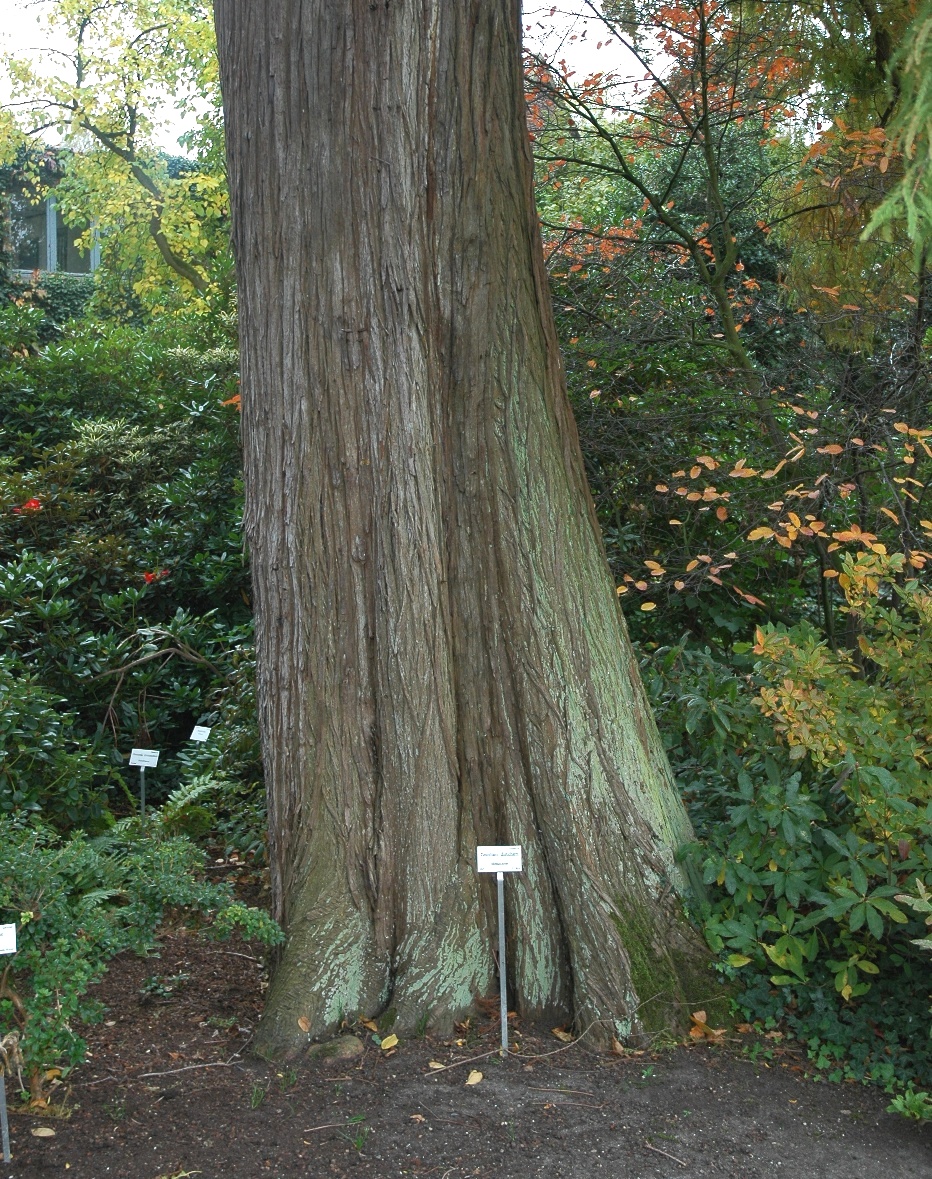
[690,1010,726,1041]
[428,1061,444,1070]
[410,1113,426,1122]
[380,1033,399,1051]
[611,1037,625,1056]
[297,1016,311,1033]
[359,1018,378,1032]
[31,1127,56,1138]
[465,1070,483,1085]
[551,1027,574,1043]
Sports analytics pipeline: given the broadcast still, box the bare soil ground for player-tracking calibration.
[4,923,930,1179]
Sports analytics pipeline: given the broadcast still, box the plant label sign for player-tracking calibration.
[129,748,160,768]
[189,726,212,742]
[0,925,15,955]
[476,845,522,874]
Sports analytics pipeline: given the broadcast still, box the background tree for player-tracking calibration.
[214,0,711,1059]
[1,0,228,313]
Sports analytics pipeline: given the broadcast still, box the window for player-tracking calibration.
[8,192,99,275]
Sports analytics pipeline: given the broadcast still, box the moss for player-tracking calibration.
[611,893,723,1039]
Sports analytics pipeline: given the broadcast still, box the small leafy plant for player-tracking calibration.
[0,815,282,1105]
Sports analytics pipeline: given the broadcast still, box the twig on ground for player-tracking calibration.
[303,1121,363,1133]
[508,1020,601,1060]
[537,1100,605,1109]
[139,1055,240,1079]
[643,1141,687,1166]
[528,1087,596,1096]
[422,1048,500,1075]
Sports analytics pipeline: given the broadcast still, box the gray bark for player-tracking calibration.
[214,0,710,1060]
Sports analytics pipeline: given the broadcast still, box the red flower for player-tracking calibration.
[143,568,171,584]
[13,498,42,514]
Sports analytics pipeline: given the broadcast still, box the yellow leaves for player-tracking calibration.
[380,1033,399,1051]
[640,601,657,611]
[685,559,699,572]
[716,506,728,521]
[689,465,702,479]
[465,1070,483,1085]
[817,443,844,455]
[655,483,669,492]
[644,560,665,576]
[551,1027,574,1042]
[748,526,774,541]
[729,458,758,478]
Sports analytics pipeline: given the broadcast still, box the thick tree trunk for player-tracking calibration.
[214,0,710,1060]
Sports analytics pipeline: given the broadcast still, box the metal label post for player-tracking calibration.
[496,871,508,1054]
[0,923,17,1161]
[128,748,160,817]
[476,845,523,1057]
[0,1068,10,1162]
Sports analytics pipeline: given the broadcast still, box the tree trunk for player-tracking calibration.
[214,0,711,1060]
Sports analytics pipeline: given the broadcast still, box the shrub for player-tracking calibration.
[645,551,932,1095]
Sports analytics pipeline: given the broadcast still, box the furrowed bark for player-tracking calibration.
[215,0,711,1061]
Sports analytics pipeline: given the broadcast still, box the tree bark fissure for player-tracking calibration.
[215,0,709,1061]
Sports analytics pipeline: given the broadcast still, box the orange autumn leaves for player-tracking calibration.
[616,418,932,614]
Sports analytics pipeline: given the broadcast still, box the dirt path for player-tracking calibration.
[5,928,930,1178]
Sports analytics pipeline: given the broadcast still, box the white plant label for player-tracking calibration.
[0,925,16,955]
[190,726,212,742]
[476,845,523,873]
[129,748,160,768]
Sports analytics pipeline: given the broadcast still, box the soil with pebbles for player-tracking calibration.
[4,922,930,1178]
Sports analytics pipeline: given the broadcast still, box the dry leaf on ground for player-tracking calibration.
[465,1070,483,1085]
